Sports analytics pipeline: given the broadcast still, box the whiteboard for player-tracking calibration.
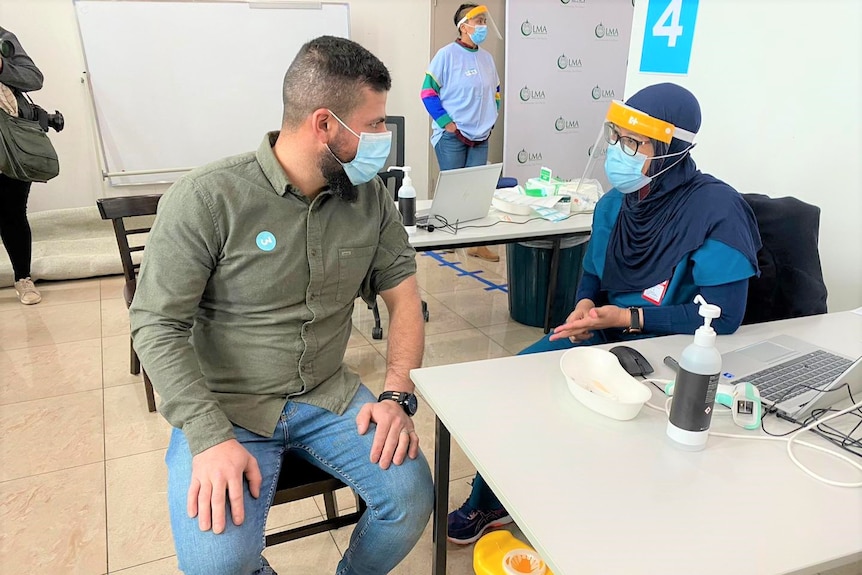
[75,1,350,185]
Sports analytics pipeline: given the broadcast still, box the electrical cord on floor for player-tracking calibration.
[638,377,862,488]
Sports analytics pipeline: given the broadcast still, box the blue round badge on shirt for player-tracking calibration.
[256,231,276,252]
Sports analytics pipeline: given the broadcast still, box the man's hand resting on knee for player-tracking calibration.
[188,439,262,534]
[356,401,419,471]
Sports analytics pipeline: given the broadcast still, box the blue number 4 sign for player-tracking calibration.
[640,0,700,75]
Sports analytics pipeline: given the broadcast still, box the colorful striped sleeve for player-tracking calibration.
[421,72,452,128]
[495,84,501,111]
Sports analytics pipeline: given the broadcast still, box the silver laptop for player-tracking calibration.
[418,163,503,227]
[720,335,862,420]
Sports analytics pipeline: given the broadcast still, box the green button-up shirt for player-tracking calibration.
[129,133,416,455]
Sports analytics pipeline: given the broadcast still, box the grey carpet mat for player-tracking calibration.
[0,206,151,287]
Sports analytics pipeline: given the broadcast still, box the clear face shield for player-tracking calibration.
[457,5,503,43]
[575,100,697,196]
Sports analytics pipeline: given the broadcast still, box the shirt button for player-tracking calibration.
[310,249,318,257]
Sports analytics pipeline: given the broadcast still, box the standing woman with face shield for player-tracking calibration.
[446,83,763,546]
[421,3,502,262]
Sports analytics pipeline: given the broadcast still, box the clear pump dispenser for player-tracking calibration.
[389,166,416,234]
[667,295,723,450]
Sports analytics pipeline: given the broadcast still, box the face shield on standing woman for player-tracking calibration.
[456,5,503,44]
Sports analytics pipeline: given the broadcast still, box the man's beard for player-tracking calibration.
[320,141,358,203]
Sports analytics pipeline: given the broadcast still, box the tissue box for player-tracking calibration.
[524,177,564,197]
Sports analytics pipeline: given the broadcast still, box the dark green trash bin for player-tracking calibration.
[506,236,589,328]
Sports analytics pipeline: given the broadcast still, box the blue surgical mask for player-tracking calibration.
[328,110,392,185]
[604,142,651,194]
[470,25,488,45]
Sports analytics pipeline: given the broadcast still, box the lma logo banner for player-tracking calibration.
[519,85,547,103]
[594,21,621,39]
[520,19,548,38]
[588,143,609,158]
[554,116,580,133]
[517,148,544,165]
[560,0,587,5]
[591,85,616,101]
[556,54,583,71]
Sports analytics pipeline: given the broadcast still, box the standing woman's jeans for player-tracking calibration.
[0,173,34,281]
[434,131,489,171]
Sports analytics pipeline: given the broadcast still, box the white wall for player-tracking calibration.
[1,0,105,212]
[348,0,432,198]
[625,0,862,312]
[0,0,433,210]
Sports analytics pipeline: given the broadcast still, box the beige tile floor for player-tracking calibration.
[2,248,859,575]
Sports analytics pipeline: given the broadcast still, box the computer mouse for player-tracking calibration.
[609,346,654,376]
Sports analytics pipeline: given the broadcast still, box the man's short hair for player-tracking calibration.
[282,36,391,129]
[454,3,479,27]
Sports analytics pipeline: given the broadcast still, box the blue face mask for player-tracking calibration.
[469,25,488,44]
[328,110,392,185]
[604,142,651,194]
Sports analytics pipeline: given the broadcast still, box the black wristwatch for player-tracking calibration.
[622,307,642,334]
[378,391,418,417]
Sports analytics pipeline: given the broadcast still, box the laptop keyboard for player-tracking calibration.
[744,350,853,404]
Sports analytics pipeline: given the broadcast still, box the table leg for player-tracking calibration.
[543,237,562,333]
[433,416,451,575]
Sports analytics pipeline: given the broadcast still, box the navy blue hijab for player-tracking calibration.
[601,83,761,292]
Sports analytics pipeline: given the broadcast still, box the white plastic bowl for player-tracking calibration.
[559,347,652,421]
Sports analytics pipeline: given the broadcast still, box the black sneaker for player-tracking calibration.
[447,501,513,545]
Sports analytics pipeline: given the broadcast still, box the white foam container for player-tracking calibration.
[560,347,652,420]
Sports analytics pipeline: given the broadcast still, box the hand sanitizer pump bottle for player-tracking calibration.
[389,166,416,234]
[667,295,723,451]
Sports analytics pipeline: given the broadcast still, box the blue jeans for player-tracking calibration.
[166,385,433,575]
[434,131,489,171]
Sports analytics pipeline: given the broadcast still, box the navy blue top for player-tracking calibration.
[577,190,754,335]
[601,83,761,294]
[575,83,762,336]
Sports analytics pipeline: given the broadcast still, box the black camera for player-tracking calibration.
[1,38,64,132]
[33,104,64,133]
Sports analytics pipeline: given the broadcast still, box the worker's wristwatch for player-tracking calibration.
[622,307,642,334]
[378,391,418,417]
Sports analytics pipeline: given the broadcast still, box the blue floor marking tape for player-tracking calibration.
[420,251,508,293]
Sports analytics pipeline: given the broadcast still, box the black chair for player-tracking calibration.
[742,193,828,325]
[369,116,429,339]
[97,194,162,412]
[266,451,366,546]
[98,194,367,546]
[378,115,405,198]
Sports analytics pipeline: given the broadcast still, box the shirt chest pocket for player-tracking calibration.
[336,245,376,304]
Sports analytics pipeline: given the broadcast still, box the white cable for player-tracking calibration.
[711,399,862,488]
[644,400,666,412]
[642,378,672,413]
[642,377,673,388]
[641,378,862,488]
